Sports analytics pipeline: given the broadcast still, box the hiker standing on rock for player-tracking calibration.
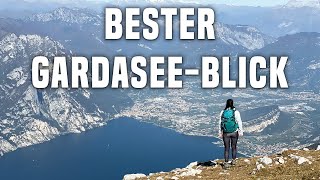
[218,99,243,168]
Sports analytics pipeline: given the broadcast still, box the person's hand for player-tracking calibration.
[218,133,223,138]
[238,131,243,137]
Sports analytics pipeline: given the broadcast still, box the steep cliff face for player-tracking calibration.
[0,33,133,155]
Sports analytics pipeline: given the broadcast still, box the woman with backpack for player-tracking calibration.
[218,99,243,168]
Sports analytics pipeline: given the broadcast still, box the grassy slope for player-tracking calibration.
[137,150,320,180]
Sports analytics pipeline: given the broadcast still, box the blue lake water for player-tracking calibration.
[0,117,223,180]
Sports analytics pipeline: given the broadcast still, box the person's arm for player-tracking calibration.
[235,110,243,136]
[218,111,223,137]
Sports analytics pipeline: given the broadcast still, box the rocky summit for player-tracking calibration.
[124,148,320,180]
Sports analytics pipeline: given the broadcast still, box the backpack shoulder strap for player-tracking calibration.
[232,109,237,123]
[221,110,225,118]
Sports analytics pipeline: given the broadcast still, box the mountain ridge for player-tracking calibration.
[285,0,320,8]
[0,32,133,156]
[26,7,101,24]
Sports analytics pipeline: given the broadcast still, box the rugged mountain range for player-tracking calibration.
[0,32,132,155]
[214,1,320,37]
[0,5,319,157]
[27,7,101,24]
[285,0,320,8]
[0,7,277,155]
[1,7,274,61]
[253,32,320,92]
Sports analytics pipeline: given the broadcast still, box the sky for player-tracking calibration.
[22,0,292,7]
[207,0,290,7]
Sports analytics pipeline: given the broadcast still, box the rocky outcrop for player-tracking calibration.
[124,149,320,179]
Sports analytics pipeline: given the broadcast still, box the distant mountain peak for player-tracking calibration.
[27,7,101,24]
[285,0,320,8]
[215,23,275,50]
[111,0,198,5]
[0,33,65,63]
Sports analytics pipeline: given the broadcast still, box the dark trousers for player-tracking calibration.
[222,131,239,162]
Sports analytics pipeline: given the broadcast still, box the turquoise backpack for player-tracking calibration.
[221,109,238,133]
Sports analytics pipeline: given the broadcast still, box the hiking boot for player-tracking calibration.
[222,162,231,169]
[231,159,236,166]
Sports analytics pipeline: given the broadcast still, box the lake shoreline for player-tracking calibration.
[0,117,223,180]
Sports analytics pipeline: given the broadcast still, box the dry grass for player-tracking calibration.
[138,150,320,180]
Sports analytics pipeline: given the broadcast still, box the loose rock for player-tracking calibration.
[289,154,312,165]
[278,157,285,164]
[281,148,289,153]
[298,157,311,165]
[259,156,273,165]
[179,169,202,177]
[186,162,197,169]
[123,174,147,180]
[256,164,265,170]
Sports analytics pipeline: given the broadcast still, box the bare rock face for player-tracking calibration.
[0,33,132,155]
[215,23,274,50]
